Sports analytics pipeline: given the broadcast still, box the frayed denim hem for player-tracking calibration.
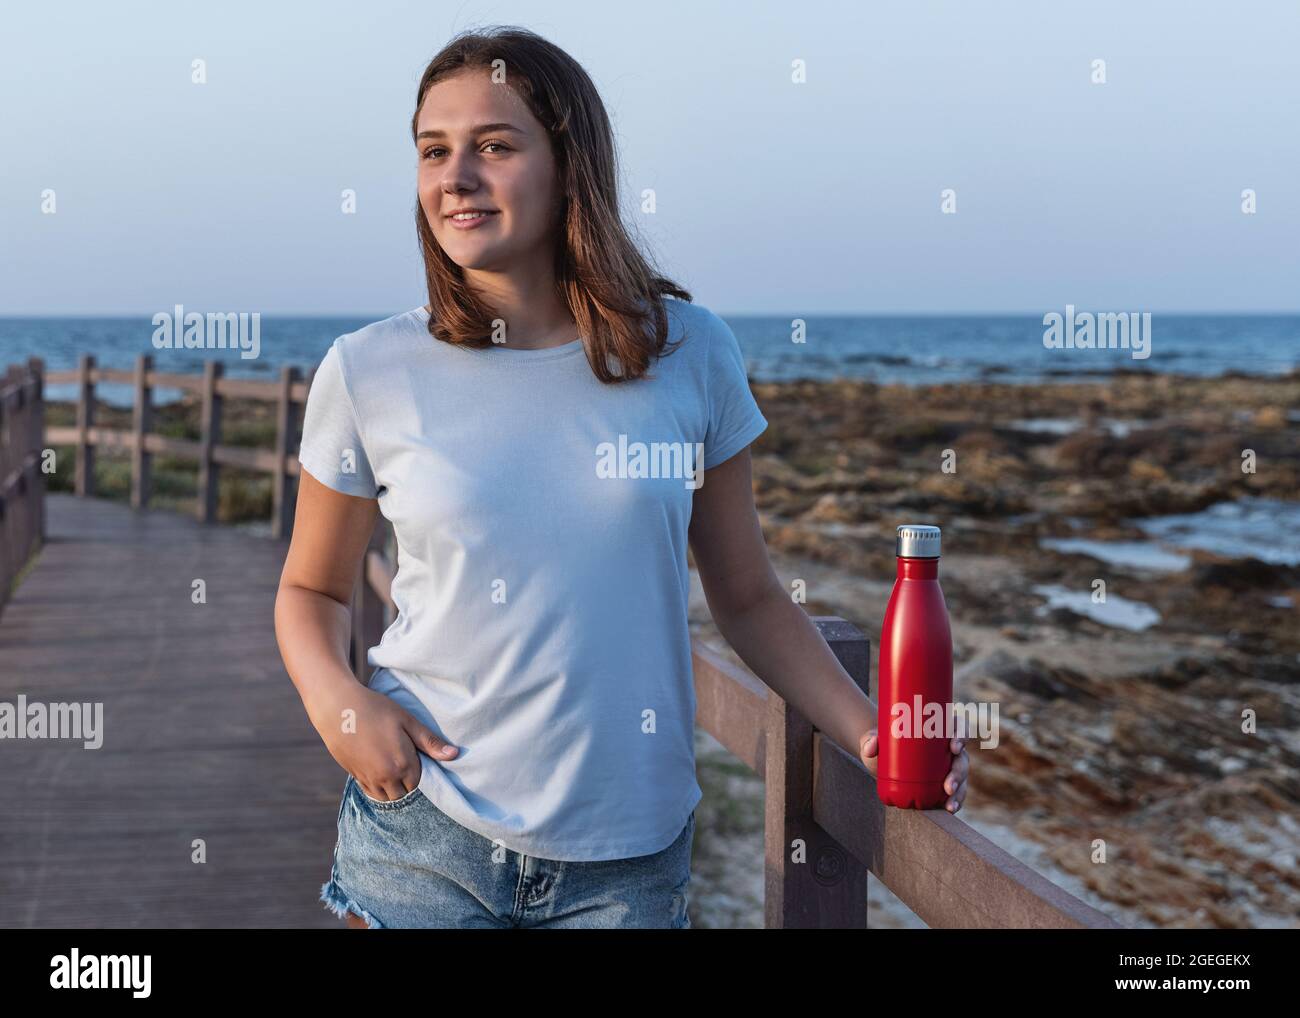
[320,875,384,929]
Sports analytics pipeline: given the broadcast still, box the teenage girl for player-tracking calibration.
[275,26,969,929]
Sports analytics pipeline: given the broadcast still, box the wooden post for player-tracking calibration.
[75,354,95,497]
[131,354,153,510]
[28,357,45,542]
[197,361,223,523]
[0,368,13,612]
[301,365,316,448]
[13,367,32,566]
[765,617,873,928]
[350,519,388,680]
[381,519,397,629]
[271,364,298,539]
[0,360,46,619]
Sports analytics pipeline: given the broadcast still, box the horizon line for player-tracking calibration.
[3,309,1300,319]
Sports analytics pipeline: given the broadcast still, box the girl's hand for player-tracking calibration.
[942,736,969,814]
[315,686,458,802]
[858,729,970,814]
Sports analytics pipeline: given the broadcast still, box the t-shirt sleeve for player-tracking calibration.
[297,338,380,498]
[703,313,768,470]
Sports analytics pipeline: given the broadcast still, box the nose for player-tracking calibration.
[439,150,481,201]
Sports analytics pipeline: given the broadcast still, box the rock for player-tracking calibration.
[957,650,1097,704]
[1128,459,1169,482]
[1192,556,1296,591]
[802,492,860,524]
[1253,406,1287,429]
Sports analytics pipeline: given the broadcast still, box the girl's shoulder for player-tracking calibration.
[331,305,430,373]
[337,305,428,347]
[663,294,718,332]
[661,296,732,358]
[313,308,429,417]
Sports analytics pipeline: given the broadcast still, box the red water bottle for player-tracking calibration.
[876,524,953,809]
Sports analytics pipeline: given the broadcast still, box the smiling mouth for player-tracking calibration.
[447,211,497,222]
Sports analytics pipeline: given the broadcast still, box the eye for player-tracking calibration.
[420,141,510,160]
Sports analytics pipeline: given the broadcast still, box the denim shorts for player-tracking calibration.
[320,773,695,928]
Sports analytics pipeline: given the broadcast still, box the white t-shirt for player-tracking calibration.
[296,296,768,860]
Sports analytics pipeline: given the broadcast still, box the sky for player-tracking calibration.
[2,0,1298,315]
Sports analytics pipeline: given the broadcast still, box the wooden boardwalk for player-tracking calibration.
[0,494,345,928]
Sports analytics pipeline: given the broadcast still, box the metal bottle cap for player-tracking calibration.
[896,524,941,558]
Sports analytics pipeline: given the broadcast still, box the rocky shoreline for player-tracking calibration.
[688,369,1299,928]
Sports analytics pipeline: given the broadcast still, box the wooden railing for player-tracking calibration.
[23,351,1124,928]
[0,359,46,621]
[355,546,1124,930]
[43,354,310,537]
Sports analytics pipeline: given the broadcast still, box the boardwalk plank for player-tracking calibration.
[0,494,348,928]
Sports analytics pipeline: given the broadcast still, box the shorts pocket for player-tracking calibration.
[349,774,425,811]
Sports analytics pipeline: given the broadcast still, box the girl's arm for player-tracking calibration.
[688,447,970,811]
[275,469,382,729]
[274,470,457,802]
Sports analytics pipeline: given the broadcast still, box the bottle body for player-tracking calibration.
[876,554,953,809]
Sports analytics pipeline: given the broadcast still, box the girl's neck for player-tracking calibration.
[465,269,577,350]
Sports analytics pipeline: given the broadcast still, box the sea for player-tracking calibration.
[1,312,1296,409]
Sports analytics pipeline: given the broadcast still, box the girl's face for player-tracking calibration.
[416,68,563,274]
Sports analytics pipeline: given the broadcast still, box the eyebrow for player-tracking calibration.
[415,122,525,140]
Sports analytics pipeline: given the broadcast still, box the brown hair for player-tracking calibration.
[411,26,691,383]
